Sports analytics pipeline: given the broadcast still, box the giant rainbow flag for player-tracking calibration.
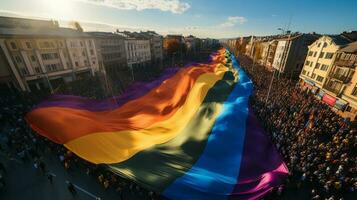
[26,49,288,199]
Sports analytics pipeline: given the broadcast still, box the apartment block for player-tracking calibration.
[0,17,99,92]
[323,42,357,119]
[299,35,352,89]
[89,32,127,79]
[272,33,319,77]
[258,40,278,71]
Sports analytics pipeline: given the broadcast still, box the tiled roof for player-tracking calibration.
[338,41,357,53]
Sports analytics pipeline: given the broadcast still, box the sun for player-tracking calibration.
[40,0,76,20]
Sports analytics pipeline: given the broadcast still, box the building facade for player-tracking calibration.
[322,42,357,119]
[89,32,127,78]
[0,17,100,92]
[259,40,278,71]
[142,31,163,65]
[299,35,352,90]
[185,35,201,53]
[0,46,15,90]
[272,34,319,77]
[124,39,151,69]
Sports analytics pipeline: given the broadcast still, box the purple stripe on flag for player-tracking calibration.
[34,67,181,112]
[33,50,220,112]
[229,108,289,200]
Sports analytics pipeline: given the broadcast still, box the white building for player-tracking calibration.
[124,39,151,68]
[0,16,100,92]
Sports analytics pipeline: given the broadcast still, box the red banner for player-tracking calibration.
[322,94,336,106]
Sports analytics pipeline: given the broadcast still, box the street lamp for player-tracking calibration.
[266,69,276,103]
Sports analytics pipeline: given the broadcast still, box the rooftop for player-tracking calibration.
[328,35,352,46]
[0,27,91,38]
[87,31,125,39]
[338,41,357,53]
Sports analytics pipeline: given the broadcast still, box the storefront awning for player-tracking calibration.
[323,94,336,106]
[317,90,325,99]
[304,79,315,86]
[334,99,348,110]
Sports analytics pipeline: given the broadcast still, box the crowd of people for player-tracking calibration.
[237,54,357,200]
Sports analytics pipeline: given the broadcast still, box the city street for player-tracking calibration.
[0,133,141,200]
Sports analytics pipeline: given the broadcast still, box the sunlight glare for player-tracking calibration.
[40,0,75,20]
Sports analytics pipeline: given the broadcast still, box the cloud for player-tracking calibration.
[220,16,247,27]
[76,0,190,14]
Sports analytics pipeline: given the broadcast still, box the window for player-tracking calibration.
[90,49,94,56]
[323,42,327,48]
[41,54,48,60]
[80,41,84,47]
[20,67,28,75]
[310,62,313,67]
[75,61,79,67]
[313,52,317,57]
[308,51,313,56]
[92,61,96,65]
[10,42,17,49]
[15,55,22,63]
[319,52,325,58]
[39,41,52,48]
[25,42,31,49]
[41,53,59,60]
[317,42,321,47]
[321,64,329,71]
[305,60,310,66]
[30,55,36,62]
[325,53,334,59]
[82,51,86,56]
[34,67,41,73]
[46,63,59,72]
[345,106,352,112]
[302,70,306,75]
[352,85,357,96]
[316,63,321,69]
[311,73,316,79]
[316,75,324,82]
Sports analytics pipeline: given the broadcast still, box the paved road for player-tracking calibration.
[0,129,149,200]
[0,151,121,200]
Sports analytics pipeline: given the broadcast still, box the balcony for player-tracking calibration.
[334,60,356,68]
[323,83,342,95]
[329,73,353,83]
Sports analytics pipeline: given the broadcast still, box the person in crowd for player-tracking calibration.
[47,173,53,184]
[67,181,77,196]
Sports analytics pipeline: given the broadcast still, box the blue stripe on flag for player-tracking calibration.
[163,52,253,199]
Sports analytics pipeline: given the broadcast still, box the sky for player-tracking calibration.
[0,0,356,38]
